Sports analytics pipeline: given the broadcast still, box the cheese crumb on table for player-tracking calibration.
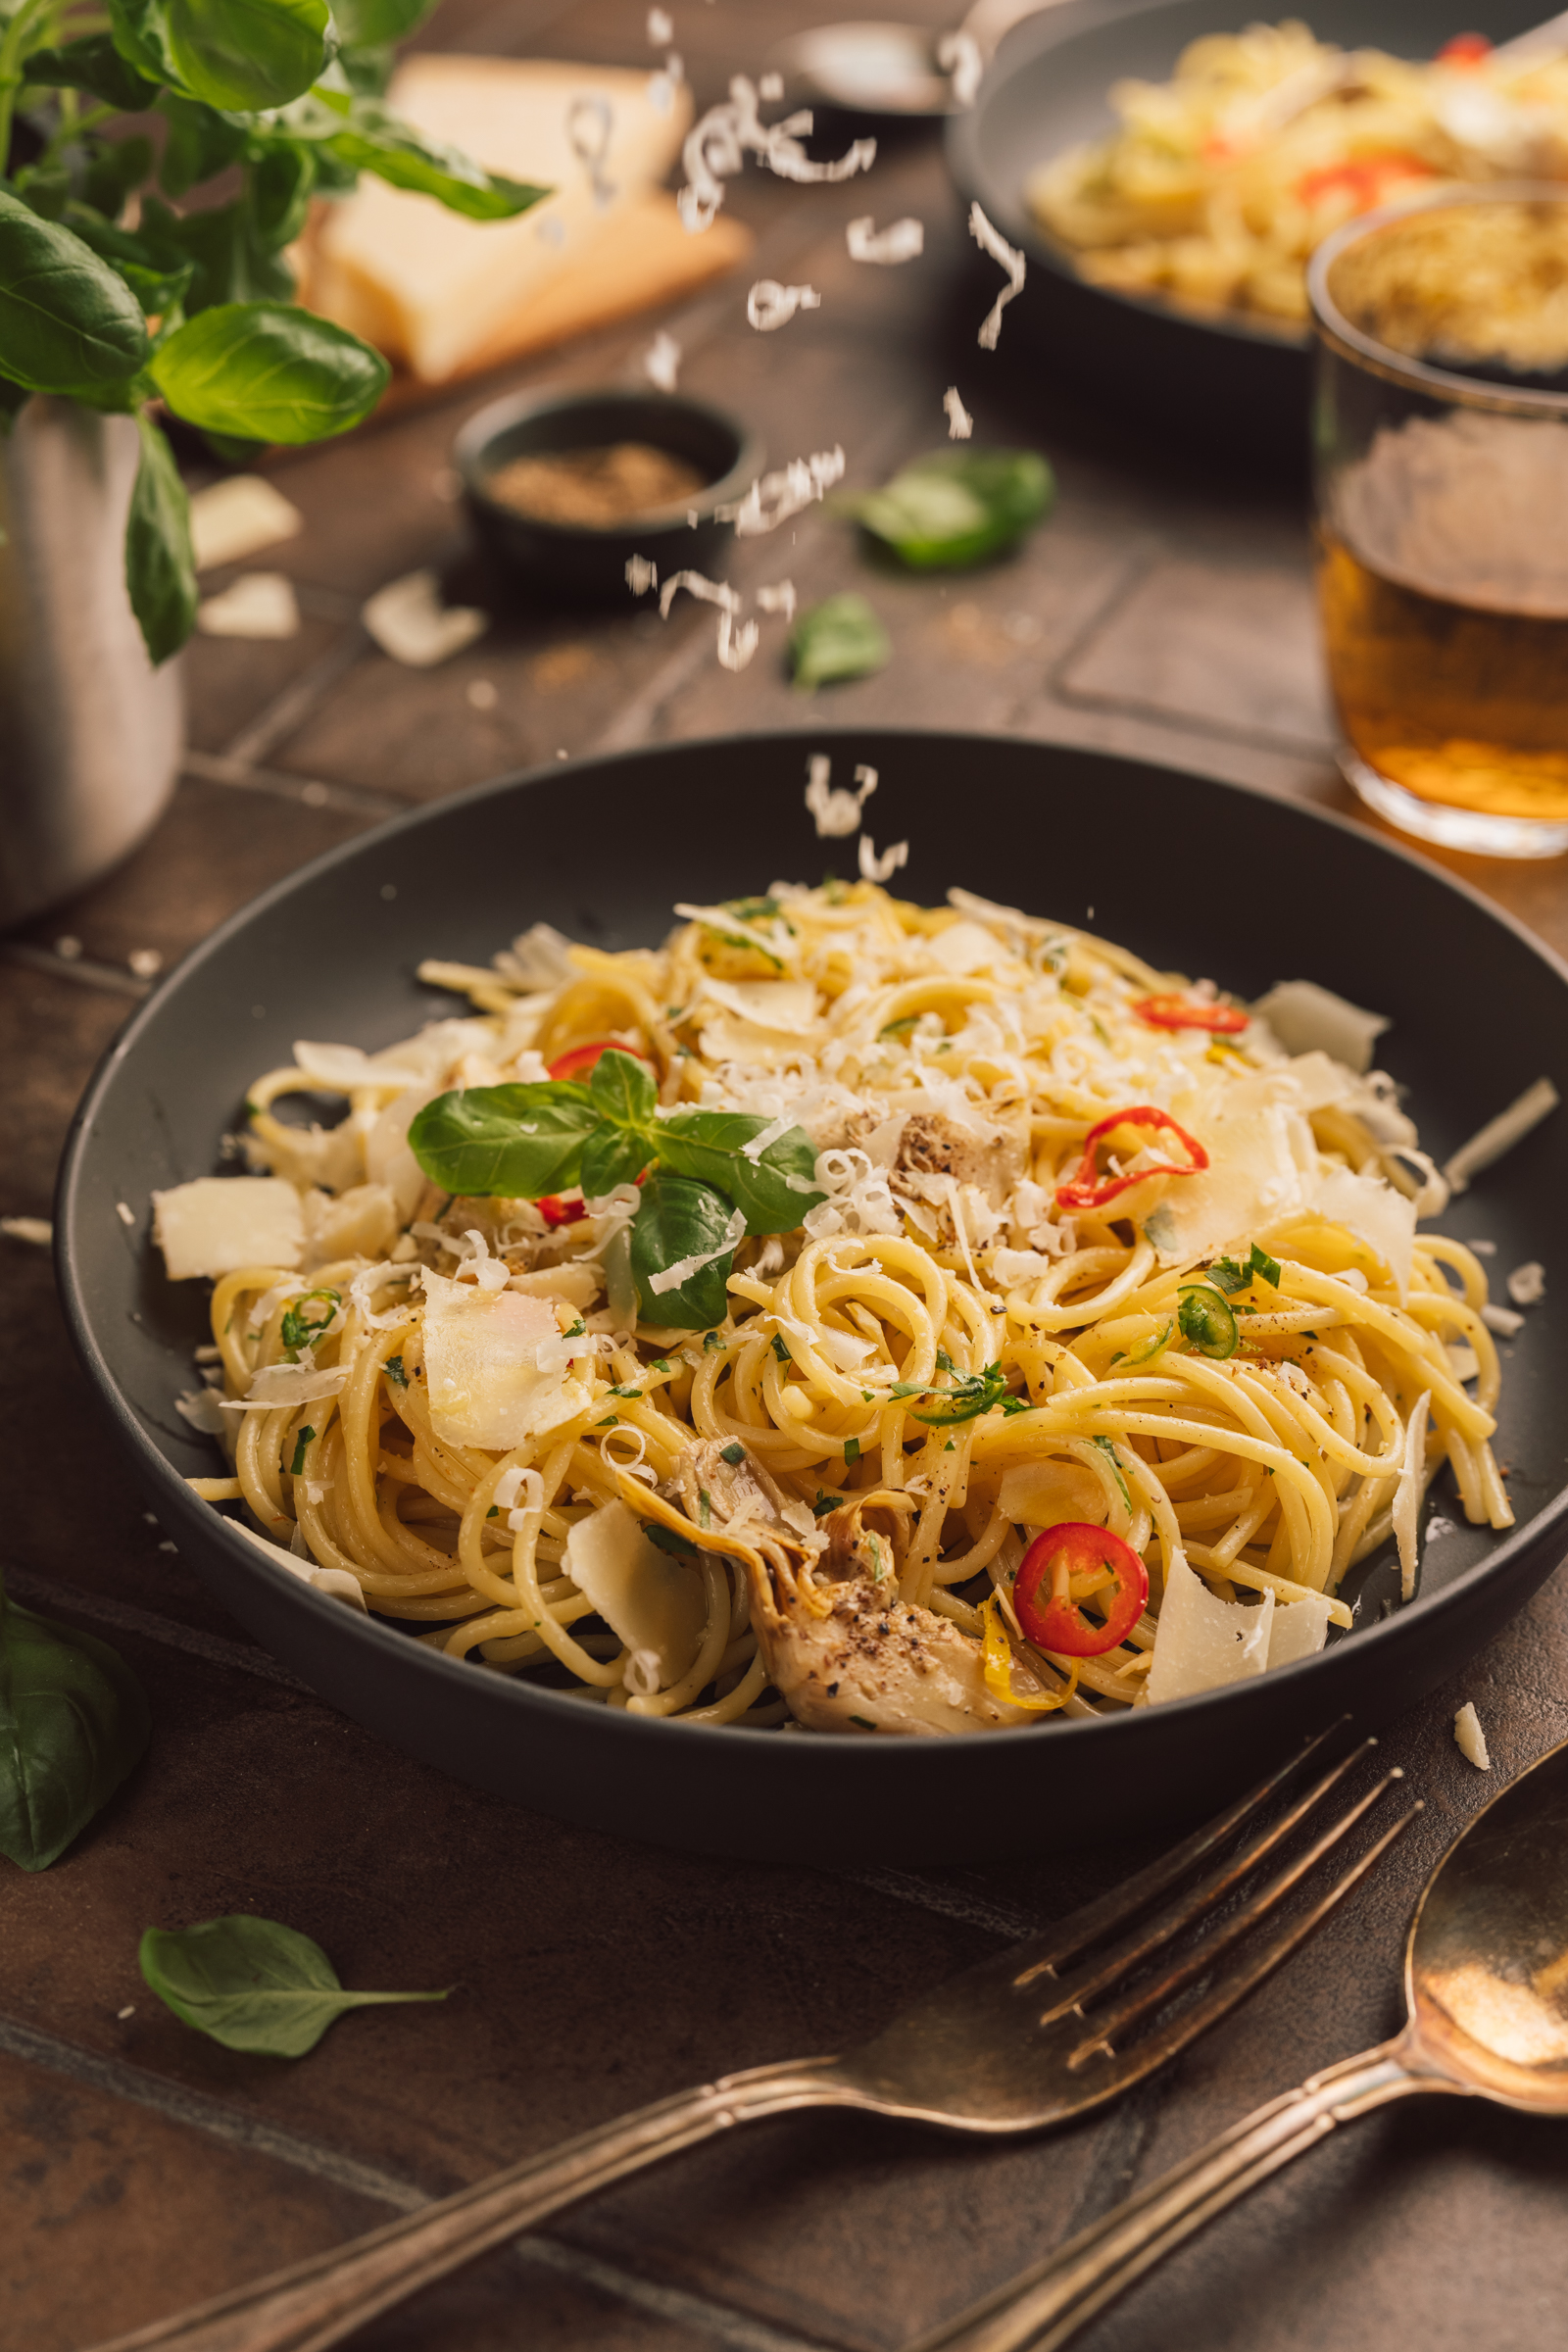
[1506,1259,1545,1306]
[1454,1700,1492,1770]
[188,475,303,571]
[198,571,301,641]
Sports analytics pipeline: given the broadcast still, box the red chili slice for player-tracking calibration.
[1297,153,1436,210]
[546,1039,654,1082]
[1014,1522,1149,1657]
[1054,1105,1208,1212]
[1437,31,1491,64]
[537,1194,586,1227]
[1134,993,1249,1036]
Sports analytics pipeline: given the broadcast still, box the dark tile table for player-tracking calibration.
[4,4,1567,2346]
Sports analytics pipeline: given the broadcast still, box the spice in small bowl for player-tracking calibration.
[456,388,763,603]
[483,442,710,528]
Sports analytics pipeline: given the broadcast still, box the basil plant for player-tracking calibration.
[0,0,548,661]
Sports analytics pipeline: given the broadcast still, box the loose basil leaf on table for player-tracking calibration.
[842,447,1054,570]
[409,1082,598,1200]
[788,592,890,691]
[629,1171,739,1329]
[0,193,149,392]
[139,1914,449,2056]
[655,1110,822,1232]
[110,0,330,114]
[149,302,390,440]
[126,412,199,664]
[0,1571,150,1872]
[24,31,162,112]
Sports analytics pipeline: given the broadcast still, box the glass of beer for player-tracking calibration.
[1308,191,1568,858]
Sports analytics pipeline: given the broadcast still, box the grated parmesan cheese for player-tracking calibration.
[1453,1700,1491,1770]
[1506,1259,1545,1306]
[746,278,821,330]
[197,571,300,640]
[943,385,973,439]
[968,201,1026,349]
[362,569,489,668]
[187,474,302,571]
[846,215,924,265]
[858,834,908,884]
[153,1177,304,1280]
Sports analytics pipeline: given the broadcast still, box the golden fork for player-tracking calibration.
[92,1726,1414,2352]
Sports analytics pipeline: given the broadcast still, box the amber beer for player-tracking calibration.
[1317,530,1568,825]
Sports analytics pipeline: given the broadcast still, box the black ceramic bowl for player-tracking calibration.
[57,732,1568,1865]
[455,387,763,604]
[947,0,1547,469]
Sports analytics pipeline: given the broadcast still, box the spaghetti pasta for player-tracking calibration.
[165,877,1516,1736]
[1028,23,1568,328]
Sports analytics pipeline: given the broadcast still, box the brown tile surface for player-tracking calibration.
[6,5,1568,2349]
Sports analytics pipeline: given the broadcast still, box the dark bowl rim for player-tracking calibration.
[453,385,766,544]
[54,725,1568,1765]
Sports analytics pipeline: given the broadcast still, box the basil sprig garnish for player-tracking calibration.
[0,1570,149,1872]
[409,1050,823,1327]
[139,1914,450,2057]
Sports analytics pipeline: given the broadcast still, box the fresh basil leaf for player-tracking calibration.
[629,1171,737,1328]
[788,591,890,692]
[330,0,438,46]
[65,209,195,316]
[125,411,198,664]
[138,1914,449,2056]
[24,33,161,112]
[150,301,388,439]
[320,103,549,220]
[0,1571,150,1872]
[138,196,294,312]
[653,1111,823,1233]
[115,0,329,113]
[843,447,1053,570]
[156,93,249,197]
[249,139,318,247]
[408,1083,597,1199]
[587,1046,658,1132]
[0,193,149,392]
[579,1123,651,1199]
[83,134,157,220]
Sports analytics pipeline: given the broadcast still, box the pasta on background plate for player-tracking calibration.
[1030,23,1568,327]
[155,877,1520,1736]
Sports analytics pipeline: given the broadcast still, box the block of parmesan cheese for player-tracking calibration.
[152,1177,304,1280]
[310,58,693,383]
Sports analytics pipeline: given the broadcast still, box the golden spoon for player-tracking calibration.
[920,1732,1568,2352]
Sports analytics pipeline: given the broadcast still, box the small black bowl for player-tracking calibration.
[455,387,763,605]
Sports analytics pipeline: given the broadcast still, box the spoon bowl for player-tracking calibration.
[1408,1740,1568,2108]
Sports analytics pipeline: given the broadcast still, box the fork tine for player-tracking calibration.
[1011,1719,1353,1986]
[1067,1792,1422,2095]
[1027,1735,1378,2021]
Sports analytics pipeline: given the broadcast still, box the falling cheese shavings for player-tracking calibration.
[944,386,973,439]
[187,474,302,571]
[647,7,672,41]
[1445,1077,1560,1194]
[937,28,982,106]
[197,572,300,641]
[1,1214,51,1247]
[716,610,760,671]
[968,202,1026,350]
[625,554,659,597]
[643,328,681,389]
[677,74,875,233]
[1394,1390,1432,1601]
[756,579,797,622]
[747,279,821,330]
[647,56,683,117]
[858,835,909,885]
[567,94,617,207]
[648,1203,747,1294]
[363,570,489,668]
[716,446,846,536]
[847,215,925,265]
[659,568,739,617]
[805,752,878,837]
[1453,1701,1492,1770]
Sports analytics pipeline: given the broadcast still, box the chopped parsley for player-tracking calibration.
[651,1358,671,1374]
[698,1489,712,1528]
[771,1333,791,1364]
[719,1442,746,1466]
[1091,1435,1134,1514]
[596,1414,618,1428]
[288,1427,315,1477]
[605,1385,643,1399]
[384,1354,408,1388]
[648,1521,697,1560]
[850,1714,877,1731]
[279,1289,339,1360]
[703,1329,726,1352]
[486,1503,499,1519]
[844,1437,860,1464]
[1208,1243,1283,1294]
[812,1492,845,1515]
